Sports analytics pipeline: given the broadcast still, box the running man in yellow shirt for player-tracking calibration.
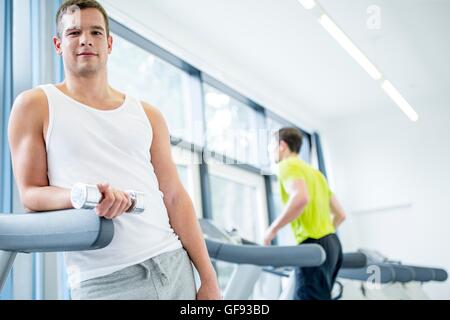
[264,127,347,300]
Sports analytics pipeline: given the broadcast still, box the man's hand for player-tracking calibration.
[263,226,278,246]
[95,183,132,219]
[196,278,222,300]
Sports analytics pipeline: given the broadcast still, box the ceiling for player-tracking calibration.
[101,0,450,126]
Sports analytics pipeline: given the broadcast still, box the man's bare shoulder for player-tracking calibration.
[140,100,165,124]
[12,88,48,122]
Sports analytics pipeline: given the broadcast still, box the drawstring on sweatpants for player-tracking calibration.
[140,259,169,287]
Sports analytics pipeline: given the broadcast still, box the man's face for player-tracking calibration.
[54,7,112,77]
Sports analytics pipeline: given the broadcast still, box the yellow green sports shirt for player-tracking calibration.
[278,157,335,244]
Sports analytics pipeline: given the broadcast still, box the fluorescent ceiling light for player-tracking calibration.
[298,5,418,121]
[318,14,382,80]
[381,80,419,122]
[298,0,316,10]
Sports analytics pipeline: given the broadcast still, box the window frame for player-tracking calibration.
[0,0,14,301]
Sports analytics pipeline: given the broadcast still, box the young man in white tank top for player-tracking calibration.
[7,0,220,300]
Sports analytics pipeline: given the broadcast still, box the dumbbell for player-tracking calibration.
[70,183,146,214]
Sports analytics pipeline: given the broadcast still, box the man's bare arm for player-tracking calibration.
[264,179,309,245]
[8,89,72,212]
[330,194,346,229]
[141,102,220,299]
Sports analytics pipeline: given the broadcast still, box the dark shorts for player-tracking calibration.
[294,233,343,300]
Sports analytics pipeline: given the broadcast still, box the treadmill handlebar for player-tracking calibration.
[0,210,113,253]
[339,253,448,283]
[1,210,446,283]
[205,238,326,267]
[341,252,367,269]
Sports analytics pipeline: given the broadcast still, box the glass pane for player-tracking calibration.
[176,165,188,189]
[209,175,261,242]
[209,173,264,292]
[300,135,311,163]
[266,116,285,133]
[271,178,296,245]
[175,164,198,214]
[204,84,261,166]
[109,34,197,143]
[266,117,284,173]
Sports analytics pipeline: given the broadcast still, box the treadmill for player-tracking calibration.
[337,249,448,299]
[199,218,368,299]
[199,218,327,299]
[0,211,326,300]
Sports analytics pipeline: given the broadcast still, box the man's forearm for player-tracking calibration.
[165,192,216,281]
[330,195,346,230]
[333,214,345,229]
[23,186,72,212]
[271,195,307,232]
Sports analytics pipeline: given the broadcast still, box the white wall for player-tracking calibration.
[322,101,450,299]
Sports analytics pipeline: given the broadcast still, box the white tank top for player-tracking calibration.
[39,84,182,288]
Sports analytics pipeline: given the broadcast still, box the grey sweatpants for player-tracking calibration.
[71,248,197,300]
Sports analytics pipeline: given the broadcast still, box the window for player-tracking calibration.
[176,165,188,187]
[204,84,264,167]
[301,135,311,164]
[207,162,269,291]
[270,177,296,245]
[208,163,268,242]
[171,147,203,217]
[109,34,199,144]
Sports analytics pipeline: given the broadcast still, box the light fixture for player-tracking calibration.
[298,2,419,121]
[381,80,419,121]
[298,0,316,10]
[318,14,382,80]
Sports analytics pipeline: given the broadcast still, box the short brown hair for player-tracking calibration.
[56,0,110,37]
[277,127,303,153]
